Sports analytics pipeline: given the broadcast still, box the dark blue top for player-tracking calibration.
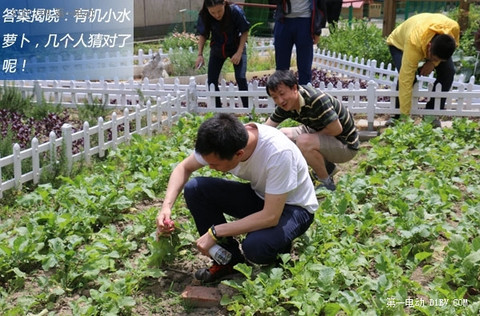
[196,4,250,58]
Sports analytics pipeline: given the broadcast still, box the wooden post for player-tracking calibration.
[382,0,397,37]
[179,9,187,33]
[458,0,470,34]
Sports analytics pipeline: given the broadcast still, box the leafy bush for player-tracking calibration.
[448,6,480,57]
[0,84,32,114]
[448,5,480,83]
[161,31,199,51]
[77,97,110,126]
[0,83,63,119]
[168,48,207,77]
[318,18,392,65]
[156,34,276,77]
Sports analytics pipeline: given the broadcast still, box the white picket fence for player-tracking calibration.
[1,41,480,198]
[0,93,187,198]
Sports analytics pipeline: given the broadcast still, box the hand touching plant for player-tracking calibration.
[156,211,176,238]
[150,216,178,267]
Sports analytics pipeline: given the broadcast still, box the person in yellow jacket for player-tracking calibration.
[386,13,459,127]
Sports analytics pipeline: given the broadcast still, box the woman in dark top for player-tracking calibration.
[195,0,250,108]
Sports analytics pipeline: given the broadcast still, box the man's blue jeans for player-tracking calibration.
[208,49,248,108]
[274,17,314,85]
[183,177,314,264]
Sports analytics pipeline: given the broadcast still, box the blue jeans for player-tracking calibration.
[274,17,314,85]
[389,45,455,117]
[183,177,314,264]
[208,49,248,108]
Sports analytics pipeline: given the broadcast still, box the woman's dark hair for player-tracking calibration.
[266,70,298,96]
[195,113,248,160]
[431,34,456,60]
[199,0,232,38]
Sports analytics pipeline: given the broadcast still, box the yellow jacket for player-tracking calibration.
[386,13,460,114]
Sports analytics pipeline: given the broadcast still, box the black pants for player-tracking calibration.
[326,0,343,28]
[389,45,455,118]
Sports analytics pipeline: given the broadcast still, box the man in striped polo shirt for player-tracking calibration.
[265,70,359,192]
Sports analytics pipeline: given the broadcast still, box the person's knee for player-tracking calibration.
[242,238,277,264]
[183,177,203,202]
[295,134,316,152]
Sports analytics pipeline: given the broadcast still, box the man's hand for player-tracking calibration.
[195,55,204,69]
[156,213,175,239]
[230,51,242,65]
[419,61,435,76]
[196,231,216,256]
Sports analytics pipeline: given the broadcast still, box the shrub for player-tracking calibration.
[448,5,480,83]
[318,18,392,65]
[161,31,199,51]
[0,83,32,114]
[168,48,207,77]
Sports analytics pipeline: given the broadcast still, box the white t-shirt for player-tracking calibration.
[194,123,318,213]
[288,0,311,18]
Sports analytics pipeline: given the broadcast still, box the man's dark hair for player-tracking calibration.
[195,113,248,160]
[431,34,456,60]
[266,70,298,96]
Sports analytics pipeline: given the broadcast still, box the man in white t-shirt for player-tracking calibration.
[156,113,318,283]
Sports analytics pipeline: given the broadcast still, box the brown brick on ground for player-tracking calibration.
[181,285,222,308]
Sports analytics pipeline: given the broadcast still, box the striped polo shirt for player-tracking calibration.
[270,85,359,150]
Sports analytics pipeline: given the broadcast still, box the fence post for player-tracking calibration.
[13,144,22,190]
[208,83,216,108]
[146,100,152,137]
[49,131,57,174]
[166,94,173,127]
[111,112,118,149]
[366,80,378,131]
[83,121,91,164]
[70,80,77,107]
[62,124,73,174]
[86,81,93,105]
[124,108,131,144]
[102,80,110,106]
[120,82,127,106]
[53,80,60,104]
[135,104,141,134]
[138,48,144,65]
[368,60,377,81]
[188,76,198,113]
[32,137,40,184]
[98,117,105,158]
[156,96,163,131]
[33,81,42,104]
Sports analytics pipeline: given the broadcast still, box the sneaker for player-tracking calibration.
[431,118,442,128]
[194,262,236,283]
[309,161,338,182]
[423,116,442,128]
[385,118,396,127]
[315,176,336,193]
[325,160,339,177]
